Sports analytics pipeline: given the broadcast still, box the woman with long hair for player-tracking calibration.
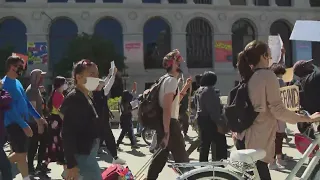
[61,59,102,180]
[234,40,320,180]
[44,76,67,169]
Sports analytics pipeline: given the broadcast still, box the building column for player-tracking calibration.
[214,0,230,5]
[26,33,49,75]
[246,0,254,6]
[269,0,277,6]
[186,0,194,4]
[293,0,310,8]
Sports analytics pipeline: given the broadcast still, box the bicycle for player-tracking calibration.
[141,127,156,146]
[171,112,320,180]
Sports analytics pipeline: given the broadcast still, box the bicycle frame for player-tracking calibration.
[286,132,320,180]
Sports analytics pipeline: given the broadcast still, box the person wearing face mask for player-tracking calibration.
[92,68,126,165]
[43,76,68,171]
[2,56,47,180]
[146,49,192,180]
[60,59,102,180]
[25,69,49,175]
[234,40,320,179]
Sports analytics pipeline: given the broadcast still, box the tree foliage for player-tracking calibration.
[54,33,126,78]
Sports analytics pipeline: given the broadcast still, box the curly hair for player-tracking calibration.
[270,63,286,76]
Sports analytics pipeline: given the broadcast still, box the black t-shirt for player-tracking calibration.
[300,71,320,114]
[60,89,99,169]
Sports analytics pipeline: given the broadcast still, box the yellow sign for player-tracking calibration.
[279,85,300,111]
[282,68,294,82]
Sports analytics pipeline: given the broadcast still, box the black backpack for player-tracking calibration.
[224,80,259,133]
[138,75,176,130]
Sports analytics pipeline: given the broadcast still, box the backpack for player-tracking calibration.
[101,164,133,180]
[138,75,176,130]
[224,80,259,133]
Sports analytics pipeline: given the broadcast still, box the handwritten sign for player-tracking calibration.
[279,85,300,111]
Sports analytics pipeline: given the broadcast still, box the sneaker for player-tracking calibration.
[131,145,140,149]
[268,162,279,170]
[276,159,287,166]
[113,157,126,165]
[282,154,293,161]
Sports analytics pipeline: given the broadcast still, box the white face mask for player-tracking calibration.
[62,84,68,91]
[84,77,100,91]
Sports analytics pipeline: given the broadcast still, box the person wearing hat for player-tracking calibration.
[146,49,192,180]
[25,69,49,175]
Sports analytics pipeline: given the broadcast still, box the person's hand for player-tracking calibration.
[159,133,169,149]
[132,82,137,92]
[37,118,48,134]
[114,67,118,75]
[281,48,286,55]
[23,126,33,137]
[0,80,3,90]
[66,166,79,180]
[310,112,320,122]
[184,77,192,88]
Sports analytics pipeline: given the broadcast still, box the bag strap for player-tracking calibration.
[85,94,99,119]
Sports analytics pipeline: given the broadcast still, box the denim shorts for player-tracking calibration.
[62,139,102,180]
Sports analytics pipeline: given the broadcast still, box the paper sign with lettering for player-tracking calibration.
[279,85,300,111]
[124,41,143,61]
[282,68,294,83]
[268,35,283,65]
[215,41,232,62]
[290,20,320,42]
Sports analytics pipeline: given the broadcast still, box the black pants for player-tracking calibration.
[198,117,227,161]
[100,120,117,158]
[147,119,189,179]
[28,123,48,170]
[179,112,189,135]
[235,139,271,180]
[117,115,135,146]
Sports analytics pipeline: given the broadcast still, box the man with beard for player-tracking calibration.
[25,69,49,175]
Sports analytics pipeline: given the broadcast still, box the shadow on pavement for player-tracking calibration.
[125,149,146,157]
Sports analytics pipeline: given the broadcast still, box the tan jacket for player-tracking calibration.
[244,69,311,163]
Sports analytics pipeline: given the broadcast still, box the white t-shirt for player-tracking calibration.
[158,75,180,119]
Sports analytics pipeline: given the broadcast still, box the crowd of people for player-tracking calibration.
[1,40,320,180]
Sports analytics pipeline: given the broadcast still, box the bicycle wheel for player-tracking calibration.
[142,128,154,145]
[183,171,240,180]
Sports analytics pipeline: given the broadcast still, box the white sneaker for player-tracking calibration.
[276,159,287,166]
[268,162,280,170]
[113,157,126,165]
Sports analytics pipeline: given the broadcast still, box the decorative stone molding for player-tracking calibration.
[81,11,90,20]
[218,13,227,21]
[32,11,42,20]
[128,11,137,20]
[174,12,183,20]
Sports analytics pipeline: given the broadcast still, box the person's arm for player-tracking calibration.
[162,78,178,135]
[61,95,79,169]
[259,71,312,123]
[202,89,221,124]
[24,87,41,119]
[0,90,12,109]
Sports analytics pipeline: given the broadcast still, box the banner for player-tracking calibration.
[268,35,284,65]
[279,85,299,111]
[123,41,143,61]
[27,42,48,65]
[214,41,232,62]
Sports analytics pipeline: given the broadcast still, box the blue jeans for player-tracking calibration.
[63,139,102,180]
[0,138,12,180]
[136,123,143,134]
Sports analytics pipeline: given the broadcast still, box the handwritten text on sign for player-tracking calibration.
[279,85,300,111]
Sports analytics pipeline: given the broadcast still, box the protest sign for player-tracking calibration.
[110,61,115,75]
[27,42,48,65]
[290,20,320,42]
[268,35,283,65]
[279,85,299,111]
[214,41,232,62]
[282,68,294,82]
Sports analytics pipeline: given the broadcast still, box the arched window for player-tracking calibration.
[143,17,171,69]
[312,42,320,66]
[254,0,269,6]
[194,0,212,4]
[49,18,78,70]
[270,20,293,67]
[276,0,291,6]
[142,0,160,3]
[0,18,27,53]
[229,0,246,5]
[94,17,123,56]
[231,19,255,68]
[186,18,213,68]
[310,0,320,7]
[168,0,186,3]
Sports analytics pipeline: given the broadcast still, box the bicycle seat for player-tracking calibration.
[230,149,266,164]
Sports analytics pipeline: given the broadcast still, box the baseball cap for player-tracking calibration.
[293,59,313,77]
[162,49,183,69]
[30,69,47,76]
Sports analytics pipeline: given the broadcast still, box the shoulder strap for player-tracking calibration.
[85,95,99,118]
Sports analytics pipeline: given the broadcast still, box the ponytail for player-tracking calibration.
[237,51,254,82]
[47,88,56,112]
